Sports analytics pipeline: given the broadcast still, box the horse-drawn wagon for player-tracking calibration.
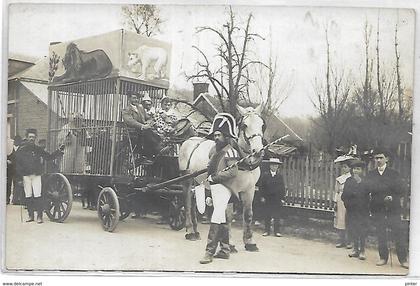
[44,30,194,232]
[44,30,273,252]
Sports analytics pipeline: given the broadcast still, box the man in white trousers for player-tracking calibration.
[200,113,239,264]
[15,129,64,223]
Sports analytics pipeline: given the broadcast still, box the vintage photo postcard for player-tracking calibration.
[4,2,415,276]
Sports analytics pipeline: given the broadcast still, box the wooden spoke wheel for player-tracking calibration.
[97,187,120,232]
[168,195,186,231]
[44,173,73,223]
[118,197,131,221]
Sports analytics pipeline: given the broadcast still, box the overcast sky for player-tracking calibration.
[8,3,415,117]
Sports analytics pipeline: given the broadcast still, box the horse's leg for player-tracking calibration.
[240,190,259,251]
[182,176,195,240]
[191,191,199,238]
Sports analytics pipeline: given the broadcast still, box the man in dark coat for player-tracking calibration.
[7,135,22,205]
[259,158,285,237]
[15,129,64,223]
[366,148,409,269]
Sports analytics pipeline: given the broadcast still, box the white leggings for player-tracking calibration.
[23,175,42,198]
[210,183,231,224]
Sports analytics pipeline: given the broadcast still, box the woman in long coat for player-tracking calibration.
[333,155,353,248]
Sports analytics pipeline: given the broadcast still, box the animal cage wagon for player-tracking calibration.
[44,30,190,232]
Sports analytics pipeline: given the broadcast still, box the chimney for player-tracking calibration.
[192,82,209,100]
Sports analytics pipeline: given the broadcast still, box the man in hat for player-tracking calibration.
[15,128,64,223]
[365,148,409,269]
[200,113,239,264]
[333,155,354,249]
[122,92,165,163]
[258,158,285,237]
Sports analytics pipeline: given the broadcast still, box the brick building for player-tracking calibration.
[8,56,49,141]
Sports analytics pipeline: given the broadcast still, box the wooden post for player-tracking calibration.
[110,79,120,176]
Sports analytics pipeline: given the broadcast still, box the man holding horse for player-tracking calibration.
[200,113,239,264]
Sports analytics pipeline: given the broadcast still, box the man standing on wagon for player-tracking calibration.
[200,113,239,264]
[15,129,64,224]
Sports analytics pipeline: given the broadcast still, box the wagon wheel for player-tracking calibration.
[44,173,73,223]
[168,195,186,231]
[119,197,131,221]
[97,187,120,232]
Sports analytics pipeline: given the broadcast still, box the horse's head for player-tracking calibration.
[237,104,265,154]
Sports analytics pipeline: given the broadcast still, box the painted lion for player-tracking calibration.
[53,42,113,83]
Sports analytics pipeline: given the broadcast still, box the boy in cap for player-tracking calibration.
[341,159,369,260]
[258,158,285,237]
[15,129,64,223]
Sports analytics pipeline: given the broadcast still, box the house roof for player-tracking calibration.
[8,56,49,83]
[267,144,297,156]
[193,93,228,113]
[9,53,39,64]
[192,93,303,142]
[20,81,48,105]
[173,101,212,133]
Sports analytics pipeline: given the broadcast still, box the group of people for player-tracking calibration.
[334,150,409,269]
[6,101,409,269]
[7,128,64,224]
[122,91,178,164]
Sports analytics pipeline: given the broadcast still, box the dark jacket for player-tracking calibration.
[15,143,63,176]
[365,167,405,214]
[121,104,149,130]
[258,170,286,203]
[341,176,369,216]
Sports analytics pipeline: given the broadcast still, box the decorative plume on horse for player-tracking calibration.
[52,42,113,83]
[178,104,266,252]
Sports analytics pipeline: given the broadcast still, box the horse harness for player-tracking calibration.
[185,113,265,172]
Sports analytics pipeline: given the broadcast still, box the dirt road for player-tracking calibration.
[4,204,408,275]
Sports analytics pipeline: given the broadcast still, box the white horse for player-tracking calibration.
[178,104,265,250]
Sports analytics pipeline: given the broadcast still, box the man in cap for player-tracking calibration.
[341,159,369,260]
[258,158,285,237]
[15,129,64,223]
[200,113,239,264]
[366,148,409,269]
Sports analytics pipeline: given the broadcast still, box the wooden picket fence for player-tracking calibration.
[277,154,411,220]
[279,157,337,212]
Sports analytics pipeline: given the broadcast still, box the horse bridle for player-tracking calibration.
[239,113,265,148]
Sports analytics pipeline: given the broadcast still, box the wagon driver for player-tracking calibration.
[200,113,239,264]
[122,92,169,163]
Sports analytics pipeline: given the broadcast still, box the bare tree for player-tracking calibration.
[394,20,405,121]
[187,7,264,118]
[122,4,164,37]
[252,40,292,119]
[311,25,352,153]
